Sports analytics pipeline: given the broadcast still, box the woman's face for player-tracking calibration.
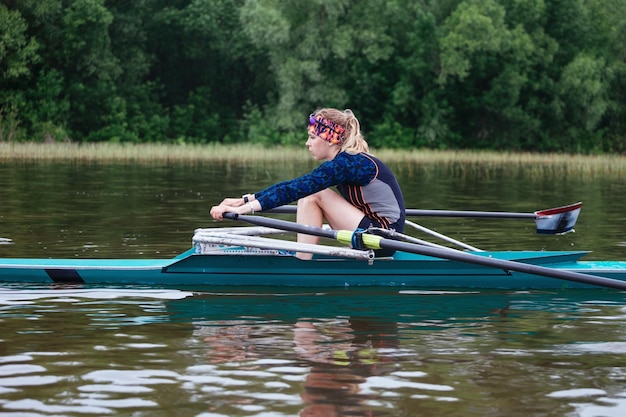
[306,133,338,161]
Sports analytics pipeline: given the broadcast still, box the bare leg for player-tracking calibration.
[295,189,365,260]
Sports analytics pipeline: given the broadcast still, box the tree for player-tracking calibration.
[0,0,624,151]
[0,5,38,81]
[0,4,39,141]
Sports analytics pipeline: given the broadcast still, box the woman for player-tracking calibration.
[210,108,405,259]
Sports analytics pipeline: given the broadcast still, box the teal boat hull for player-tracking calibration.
[1,249,626,289]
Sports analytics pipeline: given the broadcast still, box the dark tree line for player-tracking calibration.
[1,0,625,152]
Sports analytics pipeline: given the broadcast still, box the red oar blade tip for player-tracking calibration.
[534,202,582,235]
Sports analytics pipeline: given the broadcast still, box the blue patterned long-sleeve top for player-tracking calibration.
[255,152,405,231]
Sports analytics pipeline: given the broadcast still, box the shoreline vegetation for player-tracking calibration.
[2,2,625,153]
[0,142,625,176]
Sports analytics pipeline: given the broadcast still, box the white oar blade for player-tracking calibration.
[534,202,582,234]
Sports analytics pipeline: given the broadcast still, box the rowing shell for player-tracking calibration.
[1,245,625,289]
[1,200,624,290]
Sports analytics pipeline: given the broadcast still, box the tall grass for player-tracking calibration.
[0,142,308,163]
[1,142,624,176]
[375,148,626,179]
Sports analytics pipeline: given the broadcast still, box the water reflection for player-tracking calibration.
[1,286,626,416]
[294,317,400,417]
[194,313,415,416]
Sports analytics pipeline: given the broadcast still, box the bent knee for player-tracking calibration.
[297,190,328,207]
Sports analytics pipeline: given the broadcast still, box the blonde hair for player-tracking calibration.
[313,108,369,154]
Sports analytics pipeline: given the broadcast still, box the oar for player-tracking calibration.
[222,212,626,291]
[268,201,583,235]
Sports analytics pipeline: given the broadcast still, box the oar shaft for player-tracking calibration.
[268,205,535,219]
[405,209,535,219]
[268,202,582,235]
[375,239,626,291]
[224,212,626,291]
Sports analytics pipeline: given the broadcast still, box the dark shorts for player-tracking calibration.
[357,217,402,257]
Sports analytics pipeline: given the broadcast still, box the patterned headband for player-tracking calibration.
[308,113,345,145]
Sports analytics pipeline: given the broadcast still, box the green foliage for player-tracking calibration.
[0,4,39,142]
[0,0,624,152]
[22,69,70,141]
[0,5,39,80]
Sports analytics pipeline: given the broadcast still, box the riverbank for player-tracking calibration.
[1,142,624,175]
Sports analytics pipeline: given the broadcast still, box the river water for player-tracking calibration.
[1,159,625,416]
